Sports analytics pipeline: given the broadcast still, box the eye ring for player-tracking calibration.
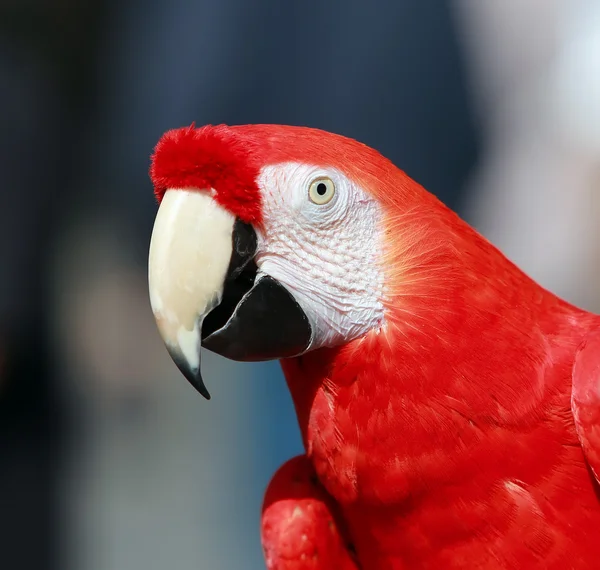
[308,177,335,205]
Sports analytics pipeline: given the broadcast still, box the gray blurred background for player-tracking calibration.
[1,1,598,569]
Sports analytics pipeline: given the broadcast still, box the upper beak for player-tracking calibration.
[148,189,312,399]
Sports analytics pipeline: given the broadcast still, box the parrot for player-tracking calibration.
[147,123,600,569]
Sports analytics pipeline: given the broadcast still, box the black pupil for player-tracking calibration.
[316,182,327,196]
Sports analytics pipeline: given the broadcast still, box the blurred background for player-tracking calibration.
[1,1,598,568]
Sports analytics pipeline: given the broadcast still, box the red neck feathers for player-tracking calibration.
[281,184,589,509]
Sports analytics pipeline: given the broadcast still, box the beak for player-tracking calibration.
[148,189,312,399]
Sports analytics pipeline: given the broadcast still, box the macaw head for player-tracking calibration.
[148,124,449,398]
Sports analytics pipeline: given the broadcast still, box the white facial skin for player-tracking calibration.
[255,162,385,351]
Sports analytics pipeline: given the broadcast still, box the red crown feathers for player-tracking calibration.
[150,123,263,224]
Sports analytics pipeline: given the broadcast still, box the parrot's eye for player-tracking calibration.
[308,177,335,205]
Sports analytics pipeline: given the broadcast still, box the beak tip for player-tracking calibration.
[183,366,212,400]
[170,350,212,400]
[198,382,212,400]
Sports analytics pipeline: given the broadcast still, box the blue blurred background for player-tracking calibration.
[1,1,599,568]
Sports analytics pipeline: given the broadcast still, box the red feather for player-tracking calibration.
[572,331,600,484]
[261,455,359,570]
[150,124,264,224]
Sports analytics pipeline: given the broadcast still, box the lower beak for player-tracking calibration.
[148,189,312,399]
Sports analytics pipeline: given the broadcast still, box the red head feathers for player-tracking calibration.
[149,124,265,224]
[149,123,428,226]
